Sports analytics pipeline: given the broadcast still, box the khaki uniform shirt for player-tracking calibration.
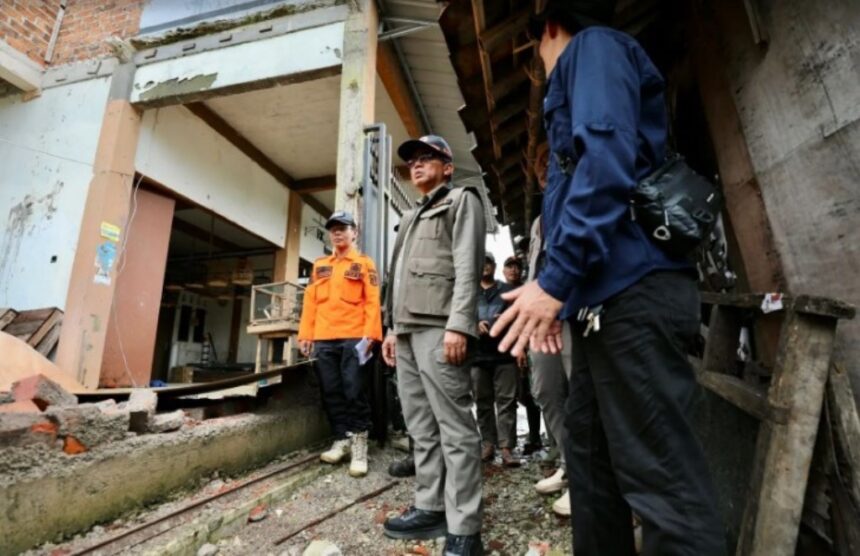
[384,182,485,338]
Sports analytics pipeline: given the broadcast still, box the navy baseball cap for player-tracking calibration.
[325,210,356,229]
[397,135,454,163]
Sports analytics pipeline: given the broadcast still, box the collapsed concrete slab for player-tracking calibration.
[46,400,130,450]
[126,388,158,433]
[12,374,79,410]
[148,409,184,433]
[0,412,57,448]
[0,368,329,554]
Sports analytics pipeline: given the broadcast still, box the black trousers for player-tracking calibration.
[564,271,726,556]
[314,339,371,439]
[518,371,542,446]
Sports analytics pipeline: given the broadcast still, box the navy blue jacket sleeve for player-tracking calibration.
[537,31,641,304]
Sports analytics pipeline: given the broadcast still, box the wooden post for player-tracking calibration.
[334,0,378,219]
[55,64,142,389]
[274,191,304,282]
[738,311,839,556]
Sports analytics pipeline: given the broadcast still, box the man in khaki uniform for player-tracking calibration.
[381,135,485,556]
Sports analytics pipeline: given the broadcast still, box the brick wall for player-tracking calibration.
[0,1,62,66]
[51,0,144,65]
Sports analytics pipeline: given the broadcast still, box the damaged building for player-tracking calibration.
[0,0,859,555]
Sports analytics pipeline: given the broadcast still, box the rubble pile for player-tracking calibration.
[0,374,185,455]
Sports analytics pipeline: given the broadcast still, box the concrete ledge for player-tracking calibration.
[0,372,329,555]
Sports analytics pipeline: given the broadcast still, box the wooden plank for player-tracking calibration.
[478,6,530,52]
[0,308,18,330]
[697,371,784,424]
[702,305,742,376]
[27,309,62,348]
[376,41,425,137]
[35,324,62,357]
[13,308,56,323]
[737,311,838,556]
[828,363,860,509]
[700,291,855,320]
[690,7,785,293]
[4,320,43,341]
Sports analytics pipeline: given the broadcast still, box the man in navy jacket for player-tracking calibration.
[492,1,726,554]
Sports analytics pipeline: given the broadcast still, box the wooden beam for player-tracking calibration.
[493,150,523,173]
[496,117,527,147]
[186,102,294,188]
[376,41,424,137]
[690,13,784,293]
[293,175,336,193]
[492,65,529,101]
[171,218,244,252]
[490,96,528,130]
[275,191,305,282]
[301,193,331,218]
[470,0,500,159]
[478,7,530,52]
[0,39,42,92]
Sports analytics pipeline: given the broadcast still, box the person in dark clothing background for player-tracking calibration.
[502,256,542,456]
[471,254,520,467]
[492,1,727,555]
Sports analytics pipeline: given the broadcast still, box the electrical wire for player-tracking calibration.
[108,172,145,388]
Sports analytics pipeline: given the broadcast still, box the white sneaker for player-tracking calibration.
[535,467,567,494]
[552,490,571,517]
[348,431,368,477]
[320,438,351,464]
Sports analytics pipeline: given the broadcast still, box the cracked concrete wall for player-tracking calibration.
[0,77,110,311]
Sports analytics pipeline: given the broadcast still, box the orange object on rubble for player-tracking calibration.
[298,248,383,342]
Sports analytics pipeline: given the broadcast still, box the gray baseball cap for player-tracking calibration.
[325,210,356,229]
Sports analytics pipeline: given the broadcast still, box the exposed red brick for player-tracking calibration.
[12,373,78,410]
[0,400,41,414]
[30,420,58,443]
[63,435,87,454]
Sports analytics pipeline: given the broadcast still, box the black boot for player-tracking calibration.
[388,456,416,477]
[444,533,483,555]
[383,506,447,540]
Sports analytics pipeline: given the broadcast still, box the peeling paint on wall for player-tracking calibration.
[137,73,218,101]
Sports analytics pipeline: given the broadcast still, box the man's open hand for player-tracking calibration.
[490,281,564,357]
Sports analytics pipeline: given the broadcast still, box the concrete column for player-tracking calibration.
[55,64,142,389]
[274,190,304,283]
[334,0,378,219]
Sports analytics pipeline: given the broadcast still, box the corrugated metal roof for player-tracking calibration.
[381,0,484,193]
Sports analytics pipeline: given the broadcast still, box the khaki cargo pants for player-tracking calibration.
[396,327,483,535]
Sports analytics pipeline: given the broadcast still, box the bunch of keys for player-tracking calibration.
[577,305,603,337]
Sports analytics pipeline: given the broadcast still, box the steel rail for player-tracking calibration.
[70,452,322,556]
[273,480,400,546]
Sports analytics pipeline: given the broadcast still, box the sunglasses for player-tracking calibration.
[407,153,446,168]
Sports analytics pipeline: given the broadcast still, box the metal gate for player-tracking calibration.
[360,123,412,281]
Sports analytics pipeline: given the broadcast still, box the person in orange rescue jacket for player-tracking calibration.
[298,210,383,477]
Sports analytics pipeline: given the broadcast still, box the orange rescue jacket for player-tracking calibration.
[297,248,383,342]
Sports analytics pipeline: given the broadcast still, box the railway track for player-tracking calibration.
[68,452,401,555]
[69,452,322,556]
